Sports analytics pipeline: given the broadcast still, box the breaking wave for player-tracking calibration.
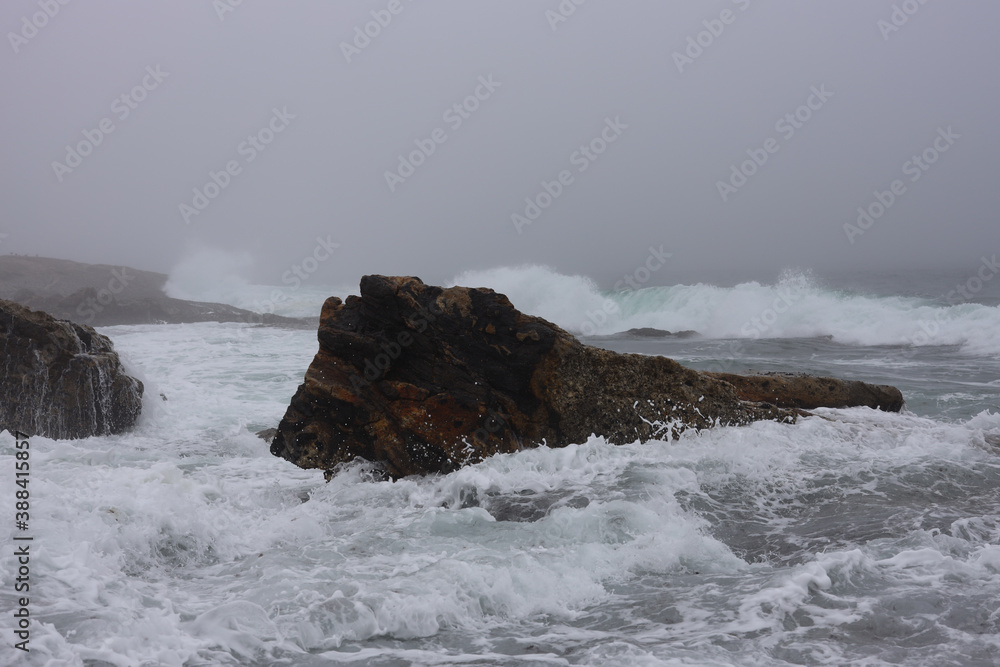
[452,265,1000,355]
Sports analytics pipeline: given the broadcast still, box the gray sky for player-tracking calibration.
[2,1,998,288]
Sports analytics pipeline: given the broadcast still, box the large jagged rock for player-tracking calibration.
[272,276,814,479]
[0,299,143,439]
[704,372,904,412]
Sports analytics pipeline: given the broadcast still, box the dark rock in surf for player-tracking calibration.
[271,276,803,479]
[0,299,143,439]
[612,327,699,339]
[704,371,904,412]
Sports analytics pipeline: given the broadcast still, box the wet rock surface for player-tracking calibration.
[1,299,144,439]
[271,276,821,479]
[704,371,904,412]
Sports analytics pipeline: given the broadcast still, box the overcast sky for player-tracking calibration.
[2,1,997,288]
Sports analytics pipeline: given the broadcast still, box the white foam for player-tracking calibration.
[3,323,998,664]
[159,259,1000,354]
[448,265,1000,356]
[448,264,609,331]
[163,247,255,305]
[163,246,347,318]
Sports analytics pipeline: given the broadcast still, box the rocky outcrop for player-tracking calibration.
[1,299,143,439]
[704,372,904,412]
[611,327,699,339]
[21,287,311,328]
[272,276,804,479]
[0,255,313,327]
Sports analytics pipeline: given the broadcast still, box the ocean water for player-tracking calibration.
[2,266,1000,666]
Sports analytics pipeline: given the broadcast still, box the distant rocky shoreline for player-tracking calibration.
[0,255,315,328]
[0,254,315,440]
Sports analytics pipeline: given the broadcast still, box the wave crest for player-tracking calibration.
[448,265,1000,354]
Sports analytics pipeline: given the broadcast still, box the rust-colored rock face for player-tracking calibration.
[270,276,808,479]
[705,372,904,412]
[0,299,144,439]
[271,277,906,479]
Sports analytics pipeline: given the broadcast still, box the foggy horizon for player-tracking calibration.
[3,1,998,291]
[6,4,1000,660]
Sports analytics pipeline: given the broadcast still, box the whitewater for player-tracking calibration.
[2,266,1000,665]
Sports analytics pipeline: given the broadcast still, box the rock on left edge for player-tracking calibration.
[1,299,144,439]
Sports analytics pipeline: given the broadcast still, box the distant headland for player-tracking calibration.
[0,255,313,327]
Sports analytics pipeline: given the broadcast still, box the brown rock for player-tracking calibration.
[1,299,143,439]
[271,276,805,479]
[704,372,904,412]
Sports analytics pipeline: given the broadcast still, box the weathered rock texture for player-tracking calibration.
[705,372,904,412]
[1,299,143,439]
[272,276,896,479]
